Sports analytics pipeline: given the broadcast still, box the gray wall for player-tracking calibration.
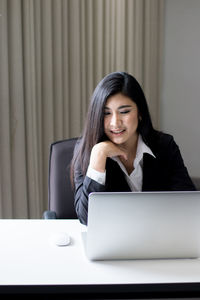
[160,0,200,177]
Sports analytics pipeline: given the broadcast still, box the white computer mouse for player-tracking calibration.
[52,232,71,246]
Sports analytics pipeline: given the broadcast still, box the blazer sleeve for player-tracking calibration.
[167,137,196,191]
[73,165,106,225]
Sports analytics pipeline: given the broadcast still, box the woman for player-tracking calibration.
[71,72,196,225]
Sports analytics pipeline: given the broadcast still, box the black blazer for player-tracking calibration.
[74,132,196,224]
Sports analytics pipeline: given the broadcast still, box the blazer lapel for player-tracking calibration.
[105,159,131,192]
[142,153,160,191]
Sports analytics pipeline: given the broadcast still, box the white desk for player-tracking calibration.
[0,219,200,298]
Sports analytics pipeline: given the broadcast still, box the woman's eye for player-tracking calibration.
[104,111,111,116]
[120,110,130,114]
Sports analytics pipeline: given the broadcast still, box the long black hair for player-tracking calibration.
[71,71,155,184]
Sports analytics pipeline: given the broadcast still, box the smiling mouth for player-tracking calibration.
[110,129,126,135]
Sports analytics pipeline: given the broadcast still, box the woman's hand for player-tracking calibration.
[89,141,128,173]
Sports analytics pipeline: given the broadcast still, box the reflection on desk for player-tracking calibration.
[0,219,200,298]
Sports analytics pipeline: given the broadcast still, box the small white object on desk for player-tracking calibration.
[52,232,70,246]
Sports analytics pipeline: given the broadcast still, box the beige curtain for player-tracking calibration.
[0,0,164,218]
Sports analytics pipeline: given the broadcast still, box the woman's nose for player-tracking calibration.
[110,113,121,127]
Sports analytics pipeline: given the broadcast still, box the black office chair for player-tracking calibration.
[43,137,78,219]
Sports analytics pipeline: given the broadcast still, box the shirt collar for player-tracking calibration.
[134,135,155,164]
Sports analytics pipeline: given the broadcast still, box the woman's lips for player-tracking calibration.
[110,129,125,135]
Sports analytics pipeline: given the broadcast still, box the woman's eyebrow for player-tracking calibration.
[118,105,132,109]
[104,105,133,110]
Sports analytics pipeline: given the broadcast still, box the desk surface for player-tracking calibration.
[0,219,200,297]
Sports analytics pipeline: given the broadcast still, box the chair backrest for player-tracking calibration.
[48,137,78,219]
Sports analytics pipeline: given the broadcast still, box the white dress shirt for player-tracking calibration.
[86,135,155,191]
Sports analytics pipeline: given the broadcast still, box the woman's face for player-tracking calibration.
[104,93,139,148]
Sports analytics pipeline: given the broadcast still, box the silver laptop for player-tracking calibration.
[83,191,200,260]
